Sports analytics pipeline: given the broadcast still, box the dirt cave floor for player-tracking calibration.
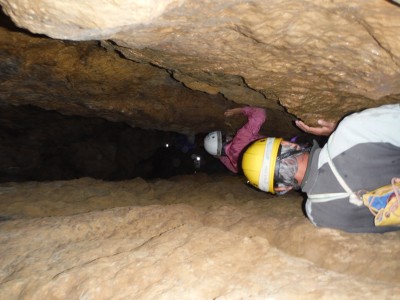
[0,174,399,299]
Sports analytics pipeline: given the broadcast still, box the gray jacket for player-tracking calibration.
[302,104,400,233]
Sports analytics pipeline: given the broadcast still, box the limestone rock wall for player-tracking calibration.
[1,0,399,126]
[0,21,298,137]
[0,25,230,134]
[1,176,399,299]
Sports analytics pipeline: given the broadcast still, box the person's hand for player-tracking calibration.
[295,119,336,136]
[224,108,243,117]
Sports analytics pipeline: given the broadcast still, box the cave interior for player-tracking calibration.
[0,1,399,298]
[0,9,313,184]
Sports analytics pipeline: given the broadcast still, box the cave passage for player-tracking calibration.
[0,104,227,183]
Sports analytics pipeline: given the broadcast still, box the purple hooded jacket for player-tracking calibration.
[219,107,266,173]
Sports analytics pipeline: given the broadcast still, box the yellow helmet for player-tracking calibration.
[241,138,282,193]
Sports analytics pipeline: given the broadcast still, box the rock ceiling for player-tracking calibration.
[0,0,399,136]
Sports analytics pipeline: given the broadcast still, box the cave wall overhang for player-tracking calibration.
[0,0,399,134]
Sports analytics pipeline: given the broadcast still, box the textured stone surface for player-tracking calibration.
[0,24,298,137]
[0,26,229,134]
[1,0,399,125]
[0,175,399,299]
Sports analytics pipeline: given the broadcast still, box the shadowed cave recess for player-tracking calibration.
[0,104,228,183]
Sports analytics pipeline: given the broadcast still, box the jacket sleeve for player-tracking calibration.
[222,107,266,173]
[219,156,238,173]
[240,106,267,137]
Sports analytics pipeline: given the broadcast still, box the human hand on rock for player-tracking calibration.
[295,119,336,136]
[224,108,243,117]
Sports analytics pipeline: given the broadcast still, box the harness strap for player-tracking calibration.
[308,138,363,206]
[308,192,349,203]
[325,138,363,206]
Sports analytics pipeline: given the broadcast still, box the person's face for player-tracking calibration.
[273,141,302,195]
